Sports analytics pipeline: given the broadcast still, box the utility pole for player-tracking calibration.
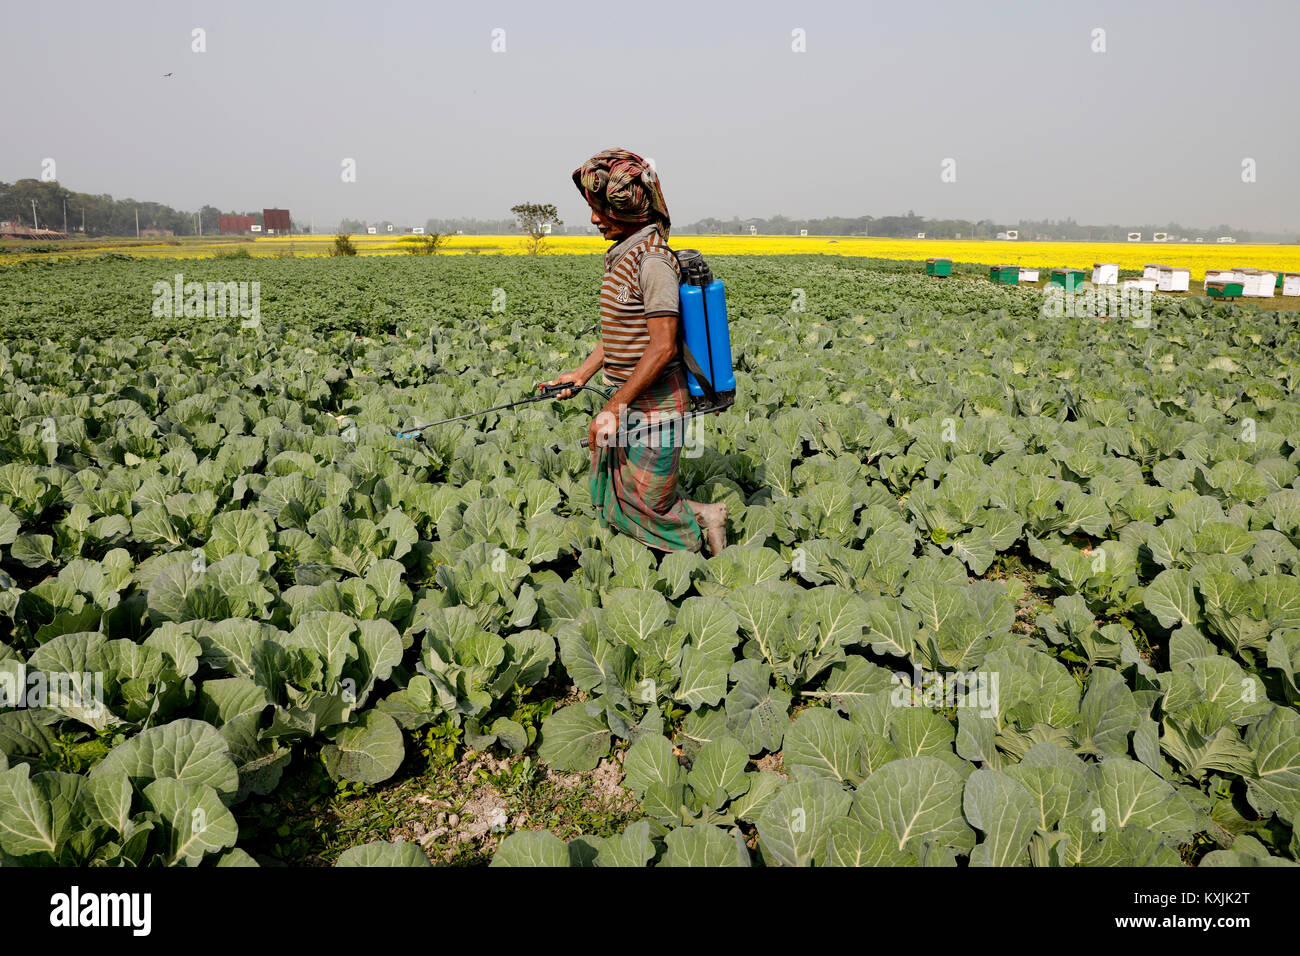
[81,206,85,233]
[135,208,139,237]
[31,199,38,229]
[63,198,68,233]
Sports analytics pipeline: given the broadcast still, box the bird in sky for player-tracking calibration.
[163,72,173,77]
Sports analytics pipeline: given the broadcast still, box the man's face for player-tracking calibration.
[590,208,634,240]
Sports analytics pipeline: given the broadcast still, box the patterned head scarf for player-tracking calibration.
[572,147,671,239]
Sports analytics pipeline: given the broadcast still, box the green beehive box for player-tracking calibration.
[1277,272,1285,290]
[925,258,952,277]
[1206,281,1245,301]
[1049,268,1086,292]
[989,264,1019,285]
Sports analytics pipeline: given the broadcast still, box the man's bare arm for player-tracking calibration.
[546,341,604,398]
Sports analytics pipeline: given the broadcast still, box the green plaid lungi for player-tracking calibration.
[590,366,703,553]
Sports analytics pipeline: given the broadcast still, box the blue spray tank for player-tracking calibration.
[674,249,736,412]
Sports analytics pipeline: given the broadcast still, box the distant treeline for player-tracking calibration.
[345,217,598,236]
[0,180,255,236]
[0,180,300,236]
[336,218,522,235]
[4,179,1291,242]
[675,213,1288,243]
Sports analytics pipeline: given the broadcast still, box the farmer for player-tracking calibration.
[546,147,727,555]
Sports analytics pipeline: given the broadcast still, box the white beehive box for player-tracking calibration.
[1018,267,1039,282]
[1204,269,1239,286]
[1124,276,1157,293]
[1092,263,1119,285]
[1283,273,1300,296]
[1159,267,1190,292]
[1143,264,1163,279]
[1242,270,1276,297]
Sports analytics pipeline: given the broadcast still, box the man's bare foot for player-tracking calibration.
[687,500,728,555]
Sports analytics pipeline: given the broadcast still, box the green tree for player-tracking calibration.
[198,205,221,235]
[405,233,448,255]
[511,202,562,255]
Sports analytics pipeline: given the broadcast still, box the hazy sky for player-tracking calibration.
[4,0,1297,231]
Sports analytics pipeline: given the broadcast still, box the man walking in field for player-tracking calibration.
[546,147,727,555]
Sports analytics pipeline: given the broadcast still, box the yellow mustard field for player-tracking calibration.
[817,238,1300,281]
[3,233,1297,280]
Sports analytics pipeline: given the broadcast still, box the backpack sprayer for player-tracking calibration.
[397,250,734,445]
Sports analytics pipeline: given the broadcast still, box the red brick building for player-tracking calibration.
[262,208,290,234]
[218,215,256,233]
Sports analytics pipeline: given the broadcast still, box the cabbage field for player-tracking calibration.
[0,253,1298,867]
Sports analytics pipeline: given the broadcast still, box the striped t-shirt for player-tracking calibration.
[599,223,681,385]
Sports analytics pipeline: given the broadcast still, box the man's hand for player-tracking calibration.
[588,405,620,456]
[543,369,587,400]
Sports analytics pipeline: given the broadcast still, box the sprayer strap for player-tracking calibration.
[680,344,720,406]
[664,241,721,407]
